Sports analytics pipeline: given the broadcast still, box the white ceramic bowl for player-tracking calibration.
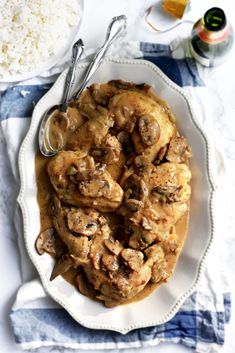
[0,0,83,83]
[18,58,216,334]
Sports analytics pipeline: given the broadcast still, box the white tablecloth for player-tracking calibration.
[0,0,235,352]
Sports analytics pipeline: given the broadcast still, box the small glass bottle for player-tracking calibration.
[190,7,234,67]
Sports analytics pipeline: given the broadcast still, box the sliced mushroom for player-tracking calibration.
[76,268,98,298]
[50,254,74,281]
[67,208,98,236]
[88,83,118,106]
[104,238,123,255]
[127,224,149,250]
[101,253,119,272]
[35,228,57,256]
[66,156,96,183]
[74,156,96,182]
[104,135,121,162]
[145,244,165,264]
[119,199,143,218]
[153,145,168,165]
[166,137,192,163]
[121,248,144,272]
[91,147,115,164]
[109,80,137,91]
[152,185,182,203]
[160,227,179,253]
[125,199,143,212]
[141,216,154,230]
[134,155,149,168]
[138,115,160,146]
[117,131,134,157]
[124,174,148,201]
[79,179,111,198]
[109,80,151,93]
[134,155,151,175]
[141,230,158,246]
[151,259,169,284]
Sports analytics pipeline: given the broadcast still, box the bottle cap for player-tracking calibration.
[204,7,226,32]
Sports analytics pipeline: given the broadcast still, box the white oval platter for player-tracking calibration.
[18,58,216,334]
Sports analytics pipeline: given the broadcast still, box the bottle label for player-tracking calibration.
[189,42,210,67]
[190,41,231,67]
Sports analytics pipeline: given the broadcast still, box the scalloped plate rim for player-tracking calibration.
[17,57,216,334]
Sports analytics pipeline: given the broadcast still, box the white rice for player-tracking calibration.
[0,0,80,77]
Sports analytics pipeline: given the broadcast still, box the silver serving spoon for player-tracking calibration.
[39,39,84,157]
[73,14,127,100]
[39,15,127,157]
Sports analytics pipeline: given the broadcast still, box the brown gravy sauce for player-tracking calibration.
[35,152,189,305]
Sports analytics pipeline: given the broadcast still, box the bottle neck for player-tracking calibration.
[195,7,229,45]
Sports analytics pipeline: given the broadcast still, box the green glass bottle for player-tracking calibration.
[190,7,234,67]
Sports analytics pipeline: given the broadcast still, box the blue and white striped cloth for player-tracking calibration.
[0,40,231,353]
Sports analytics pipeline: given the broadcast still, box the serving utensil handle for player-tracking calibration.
[61,39,84,112]
[73,15,127,100]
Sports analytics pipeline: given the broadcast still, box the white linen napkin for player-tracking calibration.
[0,39,231,353]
